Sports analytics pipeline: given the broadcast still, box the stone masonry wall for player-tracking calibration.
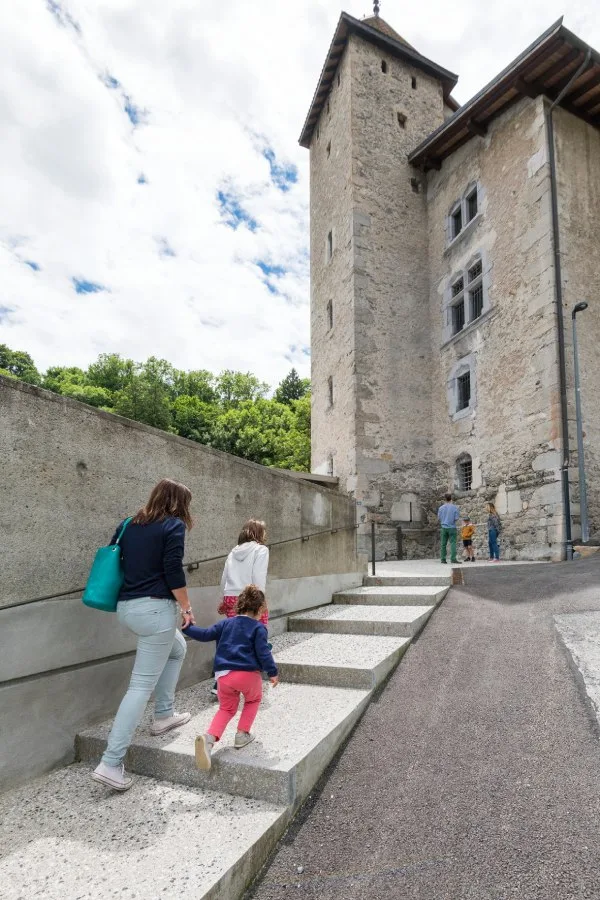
[1,376,361,788]
[555,108,600,544]
[310,44,357,483]
[426,97,564,560]
[347,35,447,556]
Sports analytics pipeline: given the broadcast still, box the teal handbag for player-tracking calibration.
[82,517,133,612]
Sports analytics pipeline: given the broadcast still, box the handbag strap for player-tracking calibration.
[115,516,133,545]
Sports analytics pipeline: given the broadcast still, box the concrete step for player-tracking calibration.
[273,632,410,690]
[334,584,448,606]
[289,603,435,639]
[76,679,371,808]
[0,765,288,900]
[363,573,451,587]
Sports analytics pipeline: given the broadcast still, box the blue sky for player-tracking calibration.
[1,0,598,383]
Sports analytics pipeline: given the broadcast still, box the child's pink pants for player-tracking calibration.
[208,671,263,739]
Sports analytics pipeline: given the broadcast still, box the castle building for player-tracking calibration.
[301,7,600,561]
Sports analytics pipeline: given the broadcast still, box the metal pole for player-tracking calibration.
[371,521,376,576]
[573,304,589,542]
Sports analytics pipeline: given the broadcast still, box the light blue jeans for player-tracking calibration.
[101,597,186,767]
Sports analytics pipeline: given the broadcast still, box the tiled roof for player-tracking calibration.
[361,15,415,50]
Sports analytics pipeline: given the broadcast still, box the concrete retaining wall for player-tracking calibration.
[0,377,363,789]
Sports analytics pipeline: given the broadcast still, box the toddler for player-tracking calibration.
[183,584,278,770]
[461,516,476,561]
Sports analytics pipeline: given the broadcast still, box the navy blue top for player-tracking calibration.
[183,617,278,677]
[110,517,186,602]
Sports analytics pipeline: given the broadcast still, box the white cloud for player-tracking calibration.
[1,0,598,386]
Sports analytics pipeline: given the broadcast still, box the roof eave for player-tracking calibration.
[408,17,570,169]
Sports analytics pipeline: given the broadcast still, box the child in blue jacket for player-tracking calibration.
[183,584,278,770]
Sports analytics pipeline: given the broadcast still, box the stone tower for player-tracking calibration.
[301,11,458,555]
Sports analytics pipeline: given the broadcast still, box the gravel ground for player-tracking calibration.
[248,557,600,900]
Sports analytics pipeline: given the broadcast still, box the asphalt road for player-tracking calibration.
[248,557,600,900]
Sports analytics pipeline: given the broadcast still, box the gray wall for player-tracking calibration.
[0,377,363,789]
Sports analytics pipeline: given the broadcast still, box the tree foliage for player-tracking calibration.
[0,345,310,471]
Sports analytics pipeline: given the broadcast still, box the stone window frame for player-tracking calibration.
[447,354,476,421]
[446,182,481,247]
[442,250,490,345]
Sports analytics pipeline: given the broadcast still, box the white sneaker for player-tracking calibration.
[234,731,255,749]
[195,733,215,770]
[91,762,133,791]
[150,712,191,735]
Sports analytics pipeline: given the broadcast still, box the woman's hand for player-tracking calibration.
[181,608,195,629]
[269,675,279,687]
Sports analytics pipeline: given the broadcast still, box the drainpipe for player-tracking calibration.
[543,50,591,561]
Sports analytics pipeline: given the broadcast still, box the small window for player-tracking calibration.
[457,372,471,411]
[381,60,388,74]
[327,101,330,116]
[452,300,465,335]
[327,299,333,331]
[397,112,407,129]
[457,455,473,491]
[327,230,333,261]
[327,141,331,158]
[327,454,334,476]
[466,188,478,222]
[316,125,320,141]
[411,76,417,89]
[468,260,484,321]
[451,277,464,298]
[410,177,420,194]
[451,277,465,335]
[337,72,341,87]
[451,206,462,240]
[328,376,334,407]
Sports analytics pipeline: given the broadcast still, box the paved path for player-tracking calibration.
[249,557,600,900]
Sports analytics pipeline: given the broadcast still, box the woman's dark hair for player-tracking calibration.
[235,584,266,617]
[133,478,193,530]
[238,518,267,545]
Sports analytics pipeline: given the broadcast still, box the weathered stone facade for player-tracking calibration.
[306,13,600,561]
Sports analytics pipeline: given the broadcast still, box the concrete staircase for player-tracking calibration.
[1,570,450,900]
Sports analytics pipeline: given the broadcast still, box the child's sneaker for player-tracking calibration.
[195,734,215,770]
[210,682,218,701]
[234,731,255,749]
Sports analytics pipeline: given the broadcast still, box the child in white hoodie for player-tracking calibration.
[211,519,270,697]
[219,519,269,625]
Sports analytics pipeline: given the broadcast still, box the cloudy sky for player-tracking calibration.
[1,0,597,385]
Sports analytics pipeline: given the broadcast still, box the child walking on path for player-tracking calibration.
[219,519,269,625]
[211,519,270,697]
[183,585,278,770]
[461,516,476,561]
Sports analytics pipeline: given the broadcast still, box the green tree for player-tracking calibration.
[42,366,87,394]
[113,357,173,430]
[215,370,269,408]
[211,397,310,471]
[173,369,216,403]
[274,368,310,405]
[59,383,114,409]
[172,395,217,444]
[0,344,40,385]
[87,353,132,394]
